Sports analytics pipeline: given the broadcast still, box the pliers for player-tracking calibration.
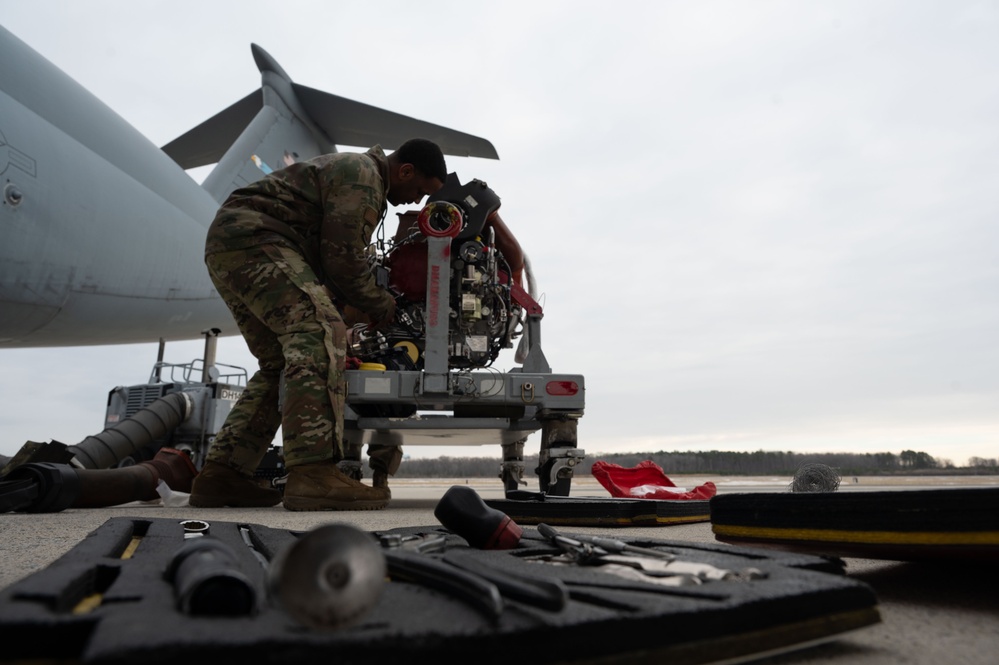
[378,532,568,620]
[536,523,766,585]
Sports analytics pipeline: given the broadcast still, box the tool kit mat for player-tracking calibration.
[711,487,999,561]
[487,494,711,526]
[0,517,879,664]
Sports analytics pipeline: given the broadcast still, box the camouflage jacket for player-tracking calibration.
[204,146,394,321]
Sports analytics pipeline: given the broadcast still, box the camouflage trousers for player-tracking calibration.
[345,442,403,475]
[205,245,347,472]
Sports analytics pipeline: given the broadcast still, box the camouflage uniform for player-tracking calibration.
[204,146,397,473]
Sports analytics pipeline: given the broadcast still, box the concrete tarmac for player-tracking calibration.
[2,476,998,664]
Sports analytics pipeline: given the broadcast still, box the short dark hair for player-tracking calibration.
[394,138,447,182]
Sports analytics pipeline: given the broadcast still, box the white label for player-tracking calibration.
[479,377,504,396]
[463,195,478,208]
[364,377,392,395]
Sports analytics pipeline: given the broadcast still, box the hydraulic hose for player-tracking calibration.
[0,447,198,513]
[70,392,193,469]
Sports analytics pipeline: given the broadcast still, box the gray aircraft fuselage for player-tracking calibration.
[0,26,496,348]
[0,28,226,346]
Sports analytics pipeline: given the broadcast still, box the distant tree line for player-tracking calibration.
[394,449,999,478]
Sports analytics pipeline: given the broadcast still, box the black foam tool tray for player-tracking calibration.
[0,517,879,664]
[487,494,711,526]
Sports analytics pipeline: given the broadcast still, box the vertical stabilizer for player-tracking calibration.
[197,45,335,203]
[162,45,498,205]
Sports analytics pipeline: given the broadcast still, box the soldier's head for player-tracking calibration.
[386,138,447,206]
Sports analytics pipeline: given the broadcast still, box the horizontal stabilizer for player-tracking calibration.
[292,83,498,159]
[161,90,262,169]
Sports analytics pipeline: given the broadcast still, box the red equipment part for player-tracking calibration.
[591,460,717,501]
[417,201,464,238]
[386,242,429,301]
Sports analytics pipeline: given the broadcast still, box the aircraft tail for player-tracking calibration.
[161,44,498,204]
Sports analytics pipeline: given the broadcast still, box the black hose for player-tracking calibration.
[788,463,841,493]
[0,463,80,513]
[70,392,192,469]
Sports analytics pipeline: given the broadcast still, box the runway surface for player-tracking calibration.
[2,475,997,664]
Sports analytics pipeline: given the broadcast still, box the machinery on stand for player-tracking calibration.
[339,175,586,495]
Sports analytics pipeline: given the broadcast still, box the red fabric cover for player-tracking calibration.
[591,460,717,500]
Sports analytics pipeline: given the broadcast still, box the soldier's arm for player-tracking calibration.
[488,211,525,287]
[319,186,395,322]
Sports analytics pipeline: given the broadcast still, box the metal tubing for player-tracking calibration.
[167,539,258,616]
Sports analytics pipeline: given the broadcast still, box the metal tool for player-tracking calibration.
[180,519,209,539]
[536,523,765,585]
[377,530,503,620]
[538,523,674,562]
[384,547,504,621]
[377,530,569,617]
[378,532,448,553]
[442,549,568,611]
[538,524,675,561]
[593,554,764,583]
[269,524,386,630]
[166,538,258,616]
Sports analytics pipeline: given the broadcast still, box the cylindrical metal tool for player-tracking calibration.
[180,519,210,538]
[166,538,258,616]
[268,524,386,630]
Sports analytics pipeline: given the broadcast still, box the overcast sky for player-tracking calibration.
[1,1,997,468]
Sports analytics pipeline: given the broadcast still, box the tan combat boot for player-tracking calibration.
[189,461,282,507]
[283,460,390,511]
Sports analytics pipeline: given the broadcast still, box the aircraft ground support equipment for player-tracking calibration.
[342,179,586,494]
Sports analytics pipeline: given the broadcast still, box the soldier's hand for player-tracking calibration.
[367,298,397,331]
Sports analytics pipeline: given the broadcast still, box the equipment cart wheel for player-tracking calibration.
[536,417,583,497]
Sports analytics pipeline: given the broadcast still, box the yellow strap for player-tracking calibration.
[712,524,999,546]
